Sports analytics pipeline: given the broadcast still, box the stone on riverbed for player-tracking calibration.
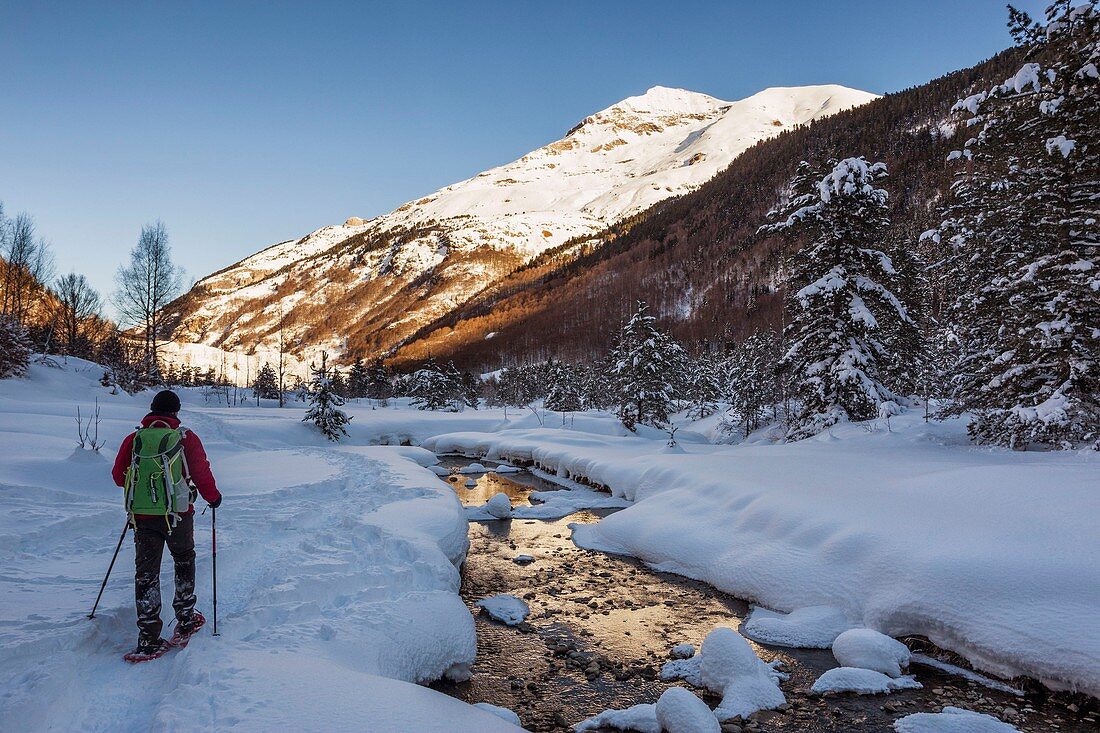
[810,666,922,695]
[832,628,911,678]
[476,594,530,626]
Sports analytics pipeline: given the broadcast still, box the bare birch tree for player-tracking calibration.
[1,208,55,327]
[54,273,102,357]
[113,221,183,377]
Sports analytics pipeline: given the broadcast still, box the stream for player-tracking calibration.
[430,457,1096,733]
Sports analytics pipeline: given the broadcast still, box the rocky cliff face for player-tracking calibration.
[162,84,877,369]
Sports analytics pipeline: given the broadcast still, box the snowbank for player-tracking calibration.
[741,605,853,648]
[424,411,1100,696]
[0,361,521,731]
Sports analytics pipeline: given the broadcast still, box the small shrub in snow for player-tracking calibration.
[654,686,720,733]
[810,666,922,695]
[832,628,911,678]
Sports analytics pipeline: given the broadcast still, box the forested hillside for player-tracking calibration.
[390,49,1027,370]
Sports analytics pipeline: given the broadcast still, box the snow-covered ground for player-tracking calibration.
[2,360,1097,732]
[423,408,1100,698]
[0,360,522,732]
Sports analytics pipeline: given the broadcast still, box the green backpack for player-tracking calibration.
[124,422,193,519]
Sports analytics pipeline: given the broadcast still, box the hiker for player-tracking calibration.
[111,389,222,662]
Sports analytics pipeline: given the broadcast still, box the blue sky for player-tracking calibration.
[1,1,1046,303]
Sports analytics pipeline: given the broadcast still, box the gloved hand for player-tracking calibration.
[209,495,222,509]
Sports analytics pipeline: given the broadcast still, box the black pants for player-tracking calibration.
[134,513,196,642]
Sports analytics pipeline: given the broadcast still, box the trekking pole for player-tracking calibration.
[88,520,130,619]
[211,505,219,636]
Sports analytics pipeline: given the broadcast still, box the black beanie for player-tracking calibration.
[150,390,181,414]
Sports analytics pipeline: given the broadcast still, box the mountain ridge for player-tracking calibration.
[161,83,877,372]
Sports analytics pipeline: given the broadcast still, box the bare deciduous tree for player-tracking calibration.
[113,221,183,376]
[1,208,55,327]
[54,273,102,356]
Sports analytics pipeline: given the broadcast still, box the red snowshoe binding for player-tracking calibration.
[169,610,206,648]
[123,638,172,663]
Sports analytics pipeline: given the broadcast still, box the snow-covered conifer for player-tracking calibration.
[303,352,351,440]
[935,2,1099,449]
[252,363,280,400]
[545,361,584,415]
[686,352,724,419]
[0,315,33,379]
[409,359,456,411]
[610,301,688,430]
[365,359,393,402]
[726,328,782,436]
[762,158,912,439]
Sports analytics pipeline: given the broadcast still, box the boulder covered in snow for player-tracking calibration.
[485,492,512,518]
[428,464,451,476]
[344,216,365,226]
[893,706,1021,732]
[654,687,720,733]
[832,628,911,678]
[741,605,853,648]
[575,703,659,733]
[810,667,922,695]
[661,627,787,722]
[671,642,696,659]
[460,462,488,474]
[475,594,529,626]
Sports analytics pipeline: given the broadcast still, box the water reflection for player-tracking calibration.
[437,456,558,507]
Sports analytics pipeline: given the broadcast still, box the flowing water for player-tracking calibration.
[431,458,1096,733]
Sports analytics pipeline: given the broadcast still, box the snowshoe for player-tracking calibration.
[123,638,172,663]
[169,610,206,648]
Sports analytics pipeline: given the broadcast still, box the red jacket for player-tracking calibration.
[112,414,222,515]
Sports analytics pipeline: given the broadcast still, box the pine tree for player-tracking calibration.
[497,365,536,413]
[410,359,455,411]
[252,363,280,400]
[935,2,1099,449]
[726,328,783,437]
[365,359,393,403]
[545,361,584,415]
[610,301,688,431]
[329,368,349,399]
[0,315,33,379]
[459,370,481,409]
[303,352,351,441]
[347,357,369,399]
[686,352,723,419]
[579,358,615,411]
[762,158,913,439]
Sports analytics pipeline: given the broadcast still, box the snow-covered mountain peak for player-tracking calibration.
[165,83,879,368]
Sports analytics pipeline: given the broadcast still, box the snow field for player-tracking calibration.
[0,360,522,732]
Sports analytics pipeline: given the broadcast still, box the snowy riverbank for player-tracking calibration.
[423,411,1100,698]
[0,360,522,732]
